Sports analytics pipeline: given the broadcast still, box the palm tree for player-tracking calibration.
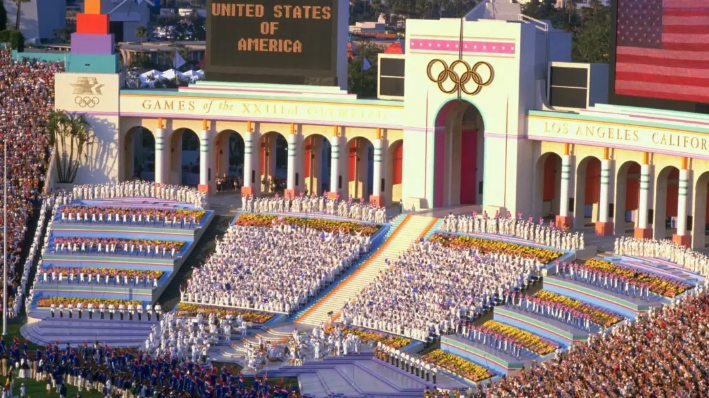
[48,110,92,183]
[12,0,30,31]
[136,25,148,56]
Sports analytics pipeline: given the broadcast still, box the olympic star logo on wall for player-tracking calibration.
[71,77,104,96]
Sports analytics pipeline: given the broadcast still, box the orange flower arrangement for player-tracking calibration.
[60,206,207,223]
[176,303,274,324]
[37,297,143,307]
[584,258,690,298]
[235,213,380,236]
[430,233,563,264]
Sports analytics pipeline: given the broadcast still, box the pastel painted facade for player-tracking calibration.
[53,7,709,250]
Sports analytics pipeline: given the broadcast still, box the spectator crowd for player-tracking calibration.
[0,46,62,318]
[478,290,709,396]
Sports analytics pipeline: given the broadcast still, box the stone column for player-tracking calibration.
[673,163,692,248]
[198,121,211,194]
[634,159,653,238]
[285,125,298,198]
[595,155,614,236]
[555,153,573,229]
[154,120,166,186]
[370,131,385,206]
[241,129,255,196]
[329,127,341,199]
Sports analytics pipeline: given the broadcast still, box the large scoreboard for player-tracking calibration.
[206,0,342,86]
[609,0,709,113]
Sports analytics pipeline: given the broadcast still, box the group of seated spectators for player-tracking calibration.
[340,238,541,341]
[181,221,371,314]
[477,290,709,396]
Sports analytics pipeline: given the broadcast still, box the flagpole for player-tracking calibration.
[3,134,7,336]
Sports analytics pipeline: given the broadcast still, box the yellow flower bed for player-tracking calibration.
[37,297,143,307]
[430,233,563,264]
[337,327,411,349]
[236,213,381,236]
[421,350,494,383]
[176,303,274,324]
[534,290,624,328]
[482,321,559,356]
[584,258,690,298]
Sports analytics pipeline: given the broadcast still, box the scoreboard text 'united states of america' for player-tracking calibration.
[615,0,709,104]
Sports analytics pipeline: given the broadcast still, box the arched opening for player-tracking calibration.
[214,130,244,192]
[433,100,484,207]
[168,128,200,186]
[123,127,155,181]
[387,139,404,204]
[534,153,562,219]
[260,132,287,194]
[613,161,641,235]
[302,134,331,196]
[573,156,601,228]
[692,172,709,249]
[346,137,374,200]
[653,166,679,240]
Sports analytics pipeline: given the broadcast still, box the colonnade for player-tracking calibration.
[552,148,696,248]
[148,119,393,206]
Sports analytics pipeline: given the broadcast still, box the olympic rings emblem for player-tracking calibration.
[75,96,100,108]
[426,59,495,96]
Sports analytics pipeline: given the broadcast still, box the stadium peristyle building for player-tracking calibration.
[52,0,709,250]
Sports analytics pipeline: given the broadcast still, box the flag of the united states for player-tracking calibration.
[615,0,709,104]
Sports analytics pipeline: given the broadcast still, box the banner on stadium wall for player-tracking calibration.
[527,114,709,159]
[119,94,403,126]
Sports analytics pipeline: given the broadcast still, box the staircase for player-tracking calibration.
[21,317,158,347]
[157,215,233,310]
[296,215,437,326]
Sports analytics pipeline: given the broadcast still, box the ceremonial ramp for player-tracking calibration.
[295,215,438,326]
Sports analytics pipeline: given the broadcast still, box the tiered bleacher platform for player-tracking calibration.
[328,221,704,389]
[23,197,214,346]
[19,199,707,395]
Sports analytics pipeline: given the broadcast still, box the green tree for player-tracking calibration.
[135,25,148,56]
[54,27,74,43]
[522,0,609,63]
[0,2,8,31]
[572,0,610,63]
[11,0,30,31]
[348,42,382,98]
[48,111,93,183]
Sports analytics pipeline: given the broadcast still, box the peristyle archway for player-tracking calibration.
[214,130,245,191]
[302,134,331,196]
[260,131,287,194]
[123,127,155,181]
[168,128,200,186]
[433,100,484,208]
